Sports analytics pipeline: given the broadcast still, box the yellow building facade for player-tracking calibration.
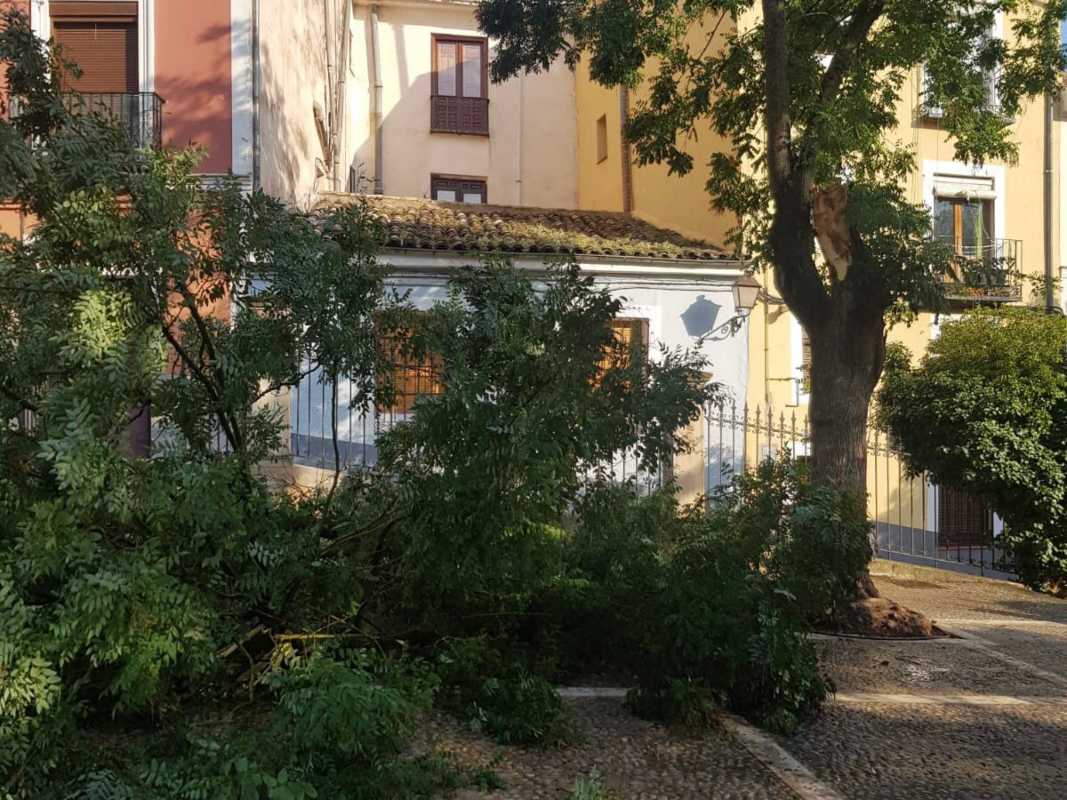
[576,10,1062,418]
[575,10,1062,565]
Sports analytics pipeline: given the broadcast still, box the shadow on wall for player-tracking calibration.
[154,21,233,174]
[681,295,721,338]
[258,29,320,207]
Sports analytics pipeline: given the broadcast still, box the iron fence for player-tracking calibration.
[287,362,663,493]
[705,401,1017,579]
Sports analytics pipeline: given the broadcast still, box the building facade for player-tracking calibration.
[574,6,1064,568]
[1,0,364,213]
[346,0,578,208]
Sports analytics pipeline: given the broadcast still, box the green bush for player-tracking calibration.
[727,459,872,622]
[569,769,616,800]
[549,465,844,734]
[435,637,570,746]
[877,310,1067,589]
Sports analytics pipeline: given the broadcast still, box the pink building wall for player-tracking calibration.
[155,0,233,174]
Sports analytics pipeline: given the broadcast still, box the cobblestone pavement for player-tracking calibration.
[780,563,1067,800]
[419,697,798,799]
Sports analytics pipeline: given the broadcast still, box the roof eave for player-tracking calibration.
[378,247,747,279]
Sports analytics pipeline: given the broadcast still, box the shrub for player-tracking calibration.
[268,656,422,770]
[877,310,1067,590]
[732,460,872,622]
[374,261,718,630]
[552,464,843,733]
[569,769,616,800]
[435,637,570,746]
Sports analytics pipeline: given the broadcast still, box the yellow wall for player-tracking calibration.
[577,11,1061,419]
[575,14,738,249]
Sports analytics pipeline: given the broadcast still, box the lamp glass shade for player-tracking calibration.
[732,274,762,313]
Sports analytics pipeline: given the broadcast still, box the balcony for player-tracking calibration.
[939,237,1022,303]
[62,92,164,150]
[430,95,489,136]
[4,92,164,150]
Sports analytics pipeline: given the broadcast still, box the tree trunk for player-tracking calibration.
[806,289,886,598]
[807,301,884,494]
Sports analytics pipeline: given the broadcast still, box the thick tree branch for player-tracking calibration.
[762,0,793,192]
[816,1,885,108]
[761,0,830,326]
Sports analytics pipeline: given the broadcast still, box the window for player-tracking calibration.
[598,318,649,374]
[377,323,443,415]
[51,2,138,93]
[431,34,489,135]
[934,196,994,258]
[921,18,1000,119]
[595,114,608,163]
[431,175,487,204]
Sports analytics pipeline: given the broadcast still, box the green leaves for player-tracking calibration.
[377,259,717,613]
[877,309,1067,588]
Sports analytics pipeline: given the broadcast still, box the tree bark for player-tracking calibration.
[807,294,884,494]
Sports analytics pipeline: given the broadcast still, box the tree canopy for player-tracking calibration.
[477,0,1067,488]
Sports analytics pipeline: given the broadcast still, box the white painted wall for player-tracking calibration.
[285,258,748,503]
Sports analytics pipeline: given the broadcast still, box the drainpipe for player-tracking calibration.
[333,0,352,192]
[1044,90,1055,312]
[252,0,260,191]
[515,70,524,204]
[324,0,337,190]
[370,4,384,194]
[619,85,633,214]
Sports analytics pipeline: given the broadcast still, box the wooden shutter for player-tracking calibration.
[431,35,489,134]
[378,322,443,415]
[52,2,138,93]
[599,318,649,374]
[938,486,992,548]
[431,175,487,204]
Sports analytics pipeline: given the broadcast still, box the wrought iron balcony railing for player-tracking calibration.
[937,236,1022,302]
[3,92,164,150]
[430,95,489,135]
[62,92,164,149]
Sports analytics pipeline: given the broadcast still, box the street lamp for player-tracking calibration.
[704,273,764,340]
[732,274,762,316]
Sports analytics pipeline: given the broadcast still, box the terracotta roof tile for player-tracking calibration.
[314,193,730,262]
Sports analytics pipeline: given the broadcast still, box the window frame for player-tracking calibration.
[598,317,650,376]
[431,33,488,101]
[430,174,488,204]
[375,314,444,416]
[595,113,608,163]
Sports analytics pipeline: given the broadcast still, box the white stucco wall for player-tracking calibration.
[348,0,578,207]
[281,256,748,503]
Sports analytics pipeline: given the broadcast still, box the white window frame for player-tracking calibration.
[923,160,1005,246]
[31,0,156,94]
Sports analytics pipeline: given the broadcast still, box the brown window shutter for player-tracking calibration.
[598,318,650,375]
[52,13,137,93]
[431,175,487,204]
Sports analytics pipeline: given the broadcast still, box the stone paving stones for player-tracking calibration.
[777,568,1067,800]
[815,637,1064,697]
[419,697,798,799]
[781,700,1067,800]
